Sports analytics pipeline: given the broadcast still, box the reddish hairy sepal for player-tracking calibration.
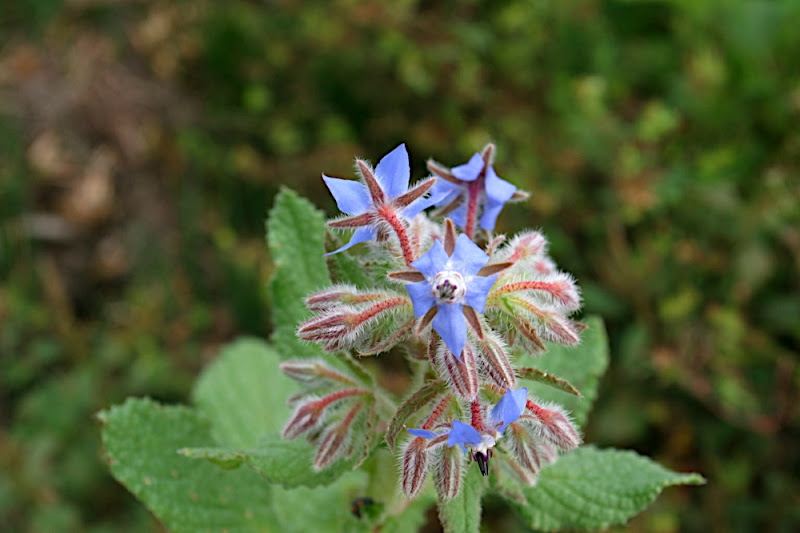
[435,342,479,401]
[297,296,412,352]
[433,443,466,500]
[282,388,367,440]
[501,231,548,264]
[491,272,581,312]
[401,437,431,498]
[279,358,355,385]
[356,159,387,204]
[356,318,415,356]
[477,332,516,390]
[313,402,361,470]
[504,422,542,481]
[305,285,390,312]
[524,400,582,451]
[386,379,447,451]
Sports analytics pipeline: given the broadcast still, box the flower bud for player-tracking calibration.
[313,402,361,470]
[524,400,582,451]
[433,442,466,500]
[401,437,431,498]
[434,342,479,401]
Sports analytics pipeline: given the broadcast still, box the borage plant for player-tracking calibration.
[100,144,703,532]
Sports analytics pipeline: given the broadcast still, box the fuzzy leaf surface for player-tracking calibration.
[267,187,330,359]
[516,315,608,427]
[192,337,297,448]
[181,434,360,489]
[99,398,275,533]
[516,446,705,531]
[437,466,485,533]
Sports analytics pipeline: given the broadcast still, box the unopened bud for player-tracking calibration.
[479,333,516,389]
[313,402,361,470]
[401,437,431,498]
[524,401,582,451]
[435,342,479,401]
[433,443,466,500]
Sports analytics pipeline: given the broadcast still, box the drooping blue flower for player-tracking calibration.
[323,144,435,254]
[428,151,517,232]
[405,234,497,359]
[406,388,529,475]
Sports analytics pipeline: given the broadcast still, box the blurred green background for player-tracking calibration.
[1,0,798,531]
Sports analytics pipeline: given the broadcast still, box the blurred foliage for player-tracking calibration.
[0,0,798,531]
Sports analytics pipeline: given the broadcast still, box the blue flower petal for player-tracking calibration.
[429,180,461,206]
[479,200,505,231]
[464,273,497,313]
[402,195,436,219]
[448,420,482,454]
[325,227,376,255]
[484,166,516,203]
[406,281,436,318]
[451,153,484,182]
[322,175,371,215]
[411,240,449,279]
[450,234,490,276]
[448,202,468,230]
[407,428,438,439]
[433,302,466,359]
[374,144,409,199]
[489,387,528,433]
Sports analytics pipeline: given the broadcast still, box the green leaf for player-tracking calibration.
[267,187,330,359]
[381,491,436,533]
[516,315,609,427]
[99,398,275,533]
[438,467,485,533]
[516,446,705,531]
[270,470,371,533]
[181,433,359,489]
[192,337,297,448]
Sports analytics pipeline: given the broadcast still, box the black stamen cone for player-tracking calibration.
[475,452,489,476]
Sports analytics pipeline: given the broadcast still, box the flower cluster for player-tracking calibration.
[282,144,583,500]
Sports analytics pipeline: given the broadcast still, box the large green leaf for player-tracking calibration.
[99,398,275,533]
[516,315,609,428]
[437,467,485,533]
[184,335,357,488]
[266,187,330,360]
[516,446,705,531]
[270,470,371,533]
[181,434,360,489]
[192,337,297,448]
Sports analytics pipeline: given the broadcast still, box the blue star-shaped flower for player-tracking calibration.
[405,234,498,359]
[406,388,529,476]
[429,151,517,232]
[323,144,435,254]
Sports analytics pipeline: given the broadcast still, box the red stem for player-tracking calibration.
[465,180,481,240]
[470,400,485,431]
[379,205,415,266]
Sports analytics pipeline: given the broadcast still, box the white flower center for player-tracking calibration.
[473,432,498,455]
[432,270,466,303]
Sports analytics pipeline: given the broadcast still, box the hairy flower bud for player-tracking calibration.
[524,400,582,451]
[433,442,466,500]
[401,437,431,498]
[434,342,479,401]
[313,402,361,470]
